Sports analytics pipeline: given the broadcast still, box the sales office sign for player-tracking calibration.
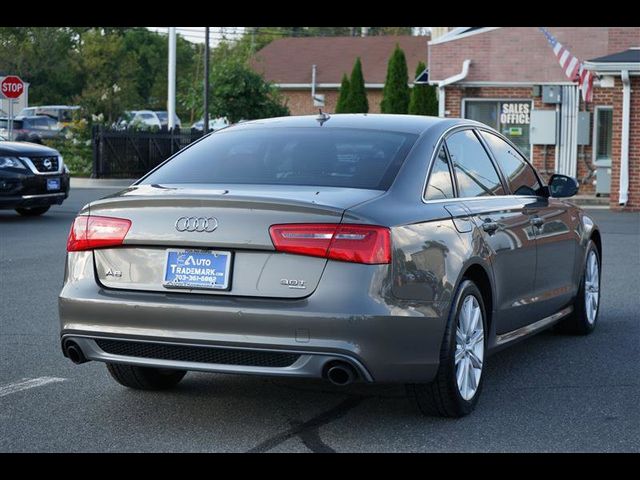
[500,102,530,125]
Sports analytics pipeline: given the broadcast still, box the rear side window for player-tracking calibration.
[446,130,506,197]
[141,127,419,190]
[479,131,541,196]
[424,146,455,200]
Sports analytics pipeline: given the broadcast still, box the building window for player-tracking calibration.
[463,100,532,158]
[594,107,613,162]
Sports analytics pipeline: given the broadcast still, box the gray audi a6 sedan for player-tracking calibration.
[59,114,602,417]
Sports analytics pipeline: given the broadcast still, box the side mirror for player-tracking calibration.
[548,174,579,198]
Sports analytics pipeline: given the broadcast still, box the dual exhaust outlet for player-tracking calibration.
[63,339,359,386]
[62,340,88,364]
[324,361,358,386]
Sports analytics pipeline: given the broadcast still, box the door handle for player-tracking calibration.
[531,217,545,228]
[481,220,499,234]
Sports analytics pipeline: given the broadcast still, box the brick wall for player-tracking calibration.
[281,89,384,116]
[429,27,639,83]
[444,81,640,208]
[608,77,640,211]
[443,85,589,189]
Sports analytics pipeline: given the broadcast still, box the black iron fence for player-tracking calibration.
[92,126,204,178]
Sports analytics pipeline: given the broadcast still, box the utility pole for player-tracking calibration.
[168,27,177,130]
[250,26,256,55]
[204,27,210,134]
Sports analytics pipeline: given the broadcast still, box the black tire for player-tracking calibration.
[555,240,601,335]
[406,280,487,417]
[15,206,50,216]
[106,363,187,390]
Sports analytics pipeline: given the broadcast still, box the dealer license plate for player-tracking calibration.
[163,249,231,290]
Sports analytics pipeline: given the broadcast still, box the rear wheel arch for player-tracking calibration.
[459,263,494,333]
[590,229,602,263]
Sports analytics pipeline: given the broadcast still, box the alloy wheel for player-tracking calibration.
[455,295,485,401]
[584,250,600,324]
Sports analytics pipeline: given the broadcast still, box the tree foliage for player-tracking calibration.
[335,74,350,113]
[345,57,368,113]
[381,44,410,114]
[209,57,289,123]
[408,61,438,116]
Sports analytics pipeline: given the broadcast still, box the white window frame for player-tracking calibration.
[592,106,613,165]
[461,98,534,160]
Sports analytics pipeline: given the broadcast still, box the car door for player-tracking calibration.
[445,128,538,335]
[32,117,52,139]
[477,130,577,323]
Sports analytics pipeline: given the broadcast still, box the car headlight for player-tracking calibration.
[0,156,27,169]
[59,155,70,174]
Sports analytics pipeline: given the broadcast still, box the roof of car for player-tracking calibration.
[225,114,465,135]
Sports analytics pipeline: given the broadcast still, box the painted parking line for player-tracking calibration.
[0,377,66,398]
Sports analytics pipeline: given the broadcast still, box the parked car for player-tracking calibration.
[0,140,70,216]
[0,116,62,143]
[154,111,182,129]
[191,117,229,132]
[116,110,162,130]
[18,105,80,128]
[59,114,601,417]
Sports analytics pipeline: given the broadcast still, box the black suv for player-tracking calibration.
[0,141,70,216]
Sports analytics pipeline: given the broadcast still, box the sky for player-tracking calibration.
[147,27,431,47]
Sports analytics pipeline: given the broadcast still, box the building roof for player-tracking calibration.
[585,48,640,73]
[589,48,640,63]
[250,36,428,87]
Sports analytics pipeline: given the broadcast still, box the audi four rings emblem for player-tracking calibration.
[175,216,219,232]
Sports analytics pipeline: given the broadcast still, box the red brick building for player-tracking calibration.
[428,27,640,210]
[250,36,428,115]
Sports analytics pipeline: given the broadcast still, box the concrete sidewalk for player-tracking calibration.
[71,177,137,189]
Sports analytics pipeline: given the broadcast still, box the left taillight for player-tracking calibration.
[67,215,132,252]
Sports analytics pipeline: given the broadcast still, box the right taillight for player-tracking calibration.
[67,215,132,252]
[269,223,391,264]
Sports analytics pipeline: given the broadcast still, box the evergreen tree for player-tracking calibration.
[408,61,438,116]
[335,74,350,113]
[346,57,368,113]
[381,44,410,114]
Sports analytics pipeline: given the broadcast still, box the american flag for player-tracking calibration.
[539,27,593,102]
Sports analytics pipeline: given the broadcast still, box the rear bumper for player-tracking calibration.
[59,251,449,383]
[61,334,374,381]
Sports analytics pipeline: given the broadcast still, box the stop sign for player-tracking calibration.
[1,75,25,99]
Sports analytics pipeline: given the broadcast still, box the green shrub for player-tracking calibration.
[44,118,93,177]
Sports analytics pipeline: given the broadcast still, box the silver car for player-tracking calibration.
[59,114,602,417]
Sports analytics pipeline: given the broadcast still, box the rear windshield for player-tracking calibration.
[140,127,418,190]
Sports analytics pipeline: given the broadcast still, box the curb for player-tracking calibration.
[71,178,137,189]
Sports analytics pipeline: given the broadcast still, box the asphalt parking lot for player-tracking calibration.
[1,188,639,452]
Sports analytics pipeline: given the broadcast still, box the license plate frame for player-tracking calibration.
[162,249,232,291]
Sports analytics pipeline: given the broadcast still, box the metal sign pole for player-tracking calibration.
[8,99,13,140]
